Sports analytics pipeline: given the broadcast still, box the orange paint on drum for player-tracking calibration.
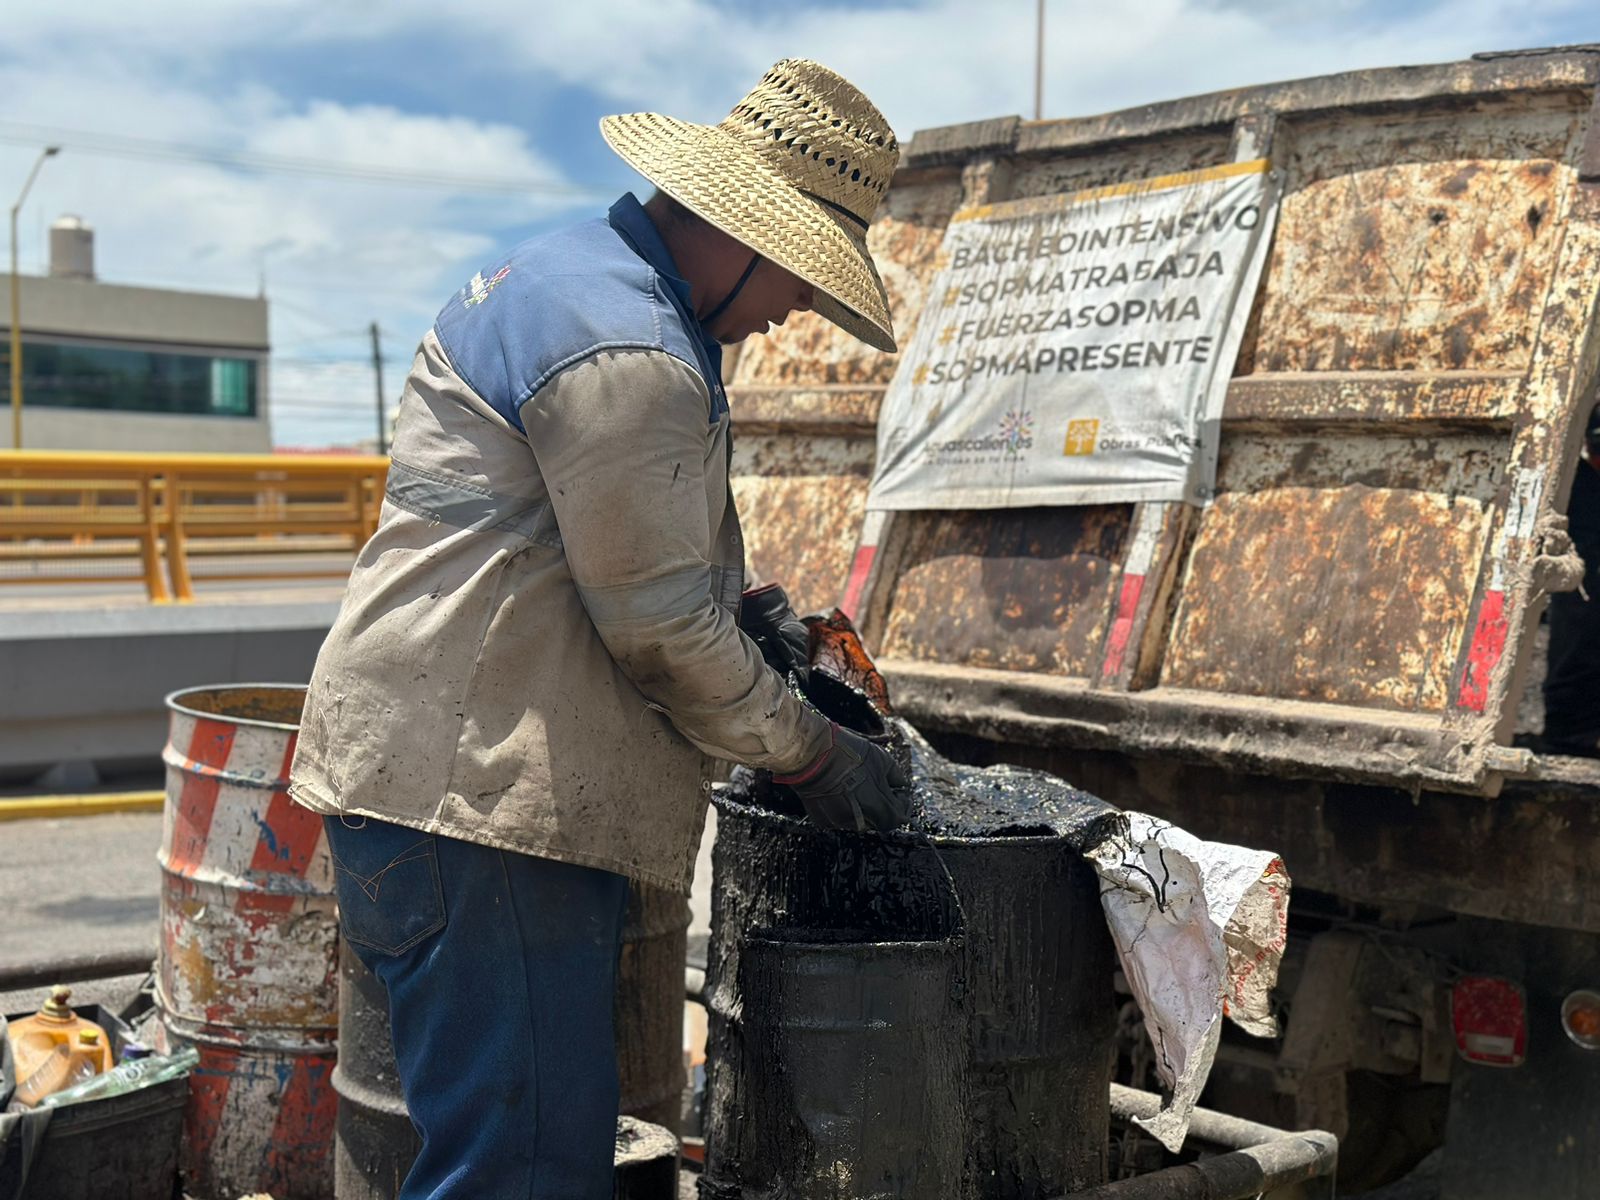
[157,684,338,1200]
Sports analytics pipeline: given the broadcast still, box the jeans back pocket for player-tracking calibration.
[324,815,447,956]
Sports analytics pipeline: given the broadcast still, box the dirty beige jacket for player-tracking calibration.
[289,207,829,892]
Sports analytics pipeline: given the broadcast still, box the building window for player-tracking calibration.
[4,340,259,418]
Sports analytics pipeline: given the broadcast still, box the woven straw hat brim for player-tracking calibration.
[600,112,896,353]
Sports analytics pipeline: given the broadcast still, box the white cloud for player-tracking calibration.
[0,45,586,447]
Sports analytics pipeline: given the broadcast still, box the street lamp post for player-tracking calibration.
[9,145,60,450]
[1034,0,1045,121]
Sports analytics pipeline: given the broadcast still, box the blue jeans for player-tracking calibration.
[324,815,630,1199]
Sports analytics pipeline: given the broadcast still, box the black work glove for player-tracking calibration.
[739,583,812,680]
[773,722,912,833]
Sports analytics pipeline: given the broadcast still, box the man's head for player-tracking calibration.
[601,59,900,352]
[644,192,816,344]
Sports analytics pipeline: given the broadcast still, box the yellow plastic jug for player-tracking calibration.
[12,1029,106,1107]
[6,985,113,1085]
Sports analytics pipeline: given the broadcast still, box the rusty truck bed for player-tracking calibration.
[728,45,1600,801]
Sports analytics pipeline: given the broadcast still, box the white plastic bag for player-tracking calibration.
[1086,813,1290,1151]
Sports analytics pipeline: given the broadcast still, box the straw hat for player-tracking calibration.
[601,59,900,352]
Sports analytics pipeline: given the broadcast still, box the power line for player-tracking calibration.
[0,119,607,197]
[268,409,377,421]
[271,355,372,366]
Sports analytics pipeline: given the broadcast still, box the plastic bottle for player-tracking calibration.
[12,1030,105,1107]
[43,1044,199,1109]
[5,985,113,1083]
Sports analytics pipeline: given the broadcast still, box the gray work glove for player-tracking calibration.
[773,722,912,832]
[739,583,811,681]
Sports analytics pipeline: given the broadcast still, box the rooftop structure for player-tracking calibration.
[1,216,270,452]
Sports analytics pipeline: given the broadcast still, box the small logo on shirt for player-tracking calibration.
[463,266,511,309]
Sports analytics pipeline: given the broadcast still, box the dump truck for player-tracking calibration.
[724,44,1600,1198]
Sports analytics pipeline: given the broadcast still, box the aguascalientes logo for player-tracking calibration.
[997,409,1035,456]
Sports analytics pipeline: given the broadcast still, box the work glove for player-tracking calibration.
[739,583,812,681]
[773,722,912,833]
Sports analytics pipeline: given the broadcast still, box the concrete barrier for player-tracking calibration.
[0,599,336,783]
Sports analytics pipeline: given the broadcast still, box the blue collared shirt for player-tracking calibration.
[606,193,726,419]
[433,192,729,433]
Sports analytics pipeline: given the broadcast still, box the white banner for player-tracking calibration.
[868,161,1278,510]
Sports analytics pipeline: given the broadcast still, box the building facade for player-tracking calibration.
[1,219,270,452]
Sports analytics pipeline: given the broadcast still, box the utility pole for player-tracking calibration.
[369,320,387,456]
[1034,0,1045,122]
[9,145,59,450]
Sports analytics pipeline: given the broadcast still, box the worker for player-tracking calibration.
[288,60,910,1198]
[1542,401,1600,757]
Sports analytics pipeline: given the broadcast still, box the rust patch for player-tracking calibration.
[1160,429,1497,711]
[1223,372,1522,425]
[728,386,882,434]
[1251,98,1580,375]
[1009,131,1232,199]
[731,433,874,615]
[879,506,1131,677]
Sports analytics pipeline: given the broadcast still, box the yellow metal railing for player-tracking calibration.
[0,451,388,601]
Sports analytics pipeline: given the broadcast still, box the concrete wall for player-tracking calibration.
[1,273,272,452]
[7,405,272,453]
[0,601,335,784]
[3,274,268,349]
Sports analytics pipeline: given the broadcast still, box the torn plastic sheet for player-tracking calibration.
[1086,813,1290,1152]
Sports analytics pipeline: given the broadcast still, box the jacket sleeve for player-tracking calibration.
[520,348,831,772]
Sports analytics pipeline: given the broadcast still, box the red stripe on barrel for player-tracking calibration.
[182,1043,237,1185]
[168,718,236,873]
[262,1055,339,1196]
[242,736,320,919]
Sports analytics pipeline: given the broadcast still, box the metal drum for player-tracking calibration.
[705,792,1117,1200]
[332,940,416,1200]
[334,942,679,1200]
[158,683,337,1200]
[614,1116,681,1200]
[734,930,967,1200]
[616,882,690,1131]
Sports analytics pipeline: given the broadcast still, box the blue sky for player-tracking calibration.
[1,0,1593,446]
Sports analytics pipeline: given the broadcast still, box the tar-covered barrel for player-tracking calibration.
[332,940,417,1200]
[158,683,337,1200]
[704,792,1116,1200]
[737,930,967,1200]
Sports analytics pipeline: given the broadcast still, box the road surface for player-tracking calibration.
[0,804,718,1012]
[0,810,161,1016]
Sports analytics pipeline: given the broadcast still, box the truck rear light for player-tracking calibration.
[1451,976,1527,1066]
[1560,990,1600,1050]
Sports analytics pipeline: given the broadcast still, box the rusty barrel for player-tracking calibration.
[158,684,337,1200]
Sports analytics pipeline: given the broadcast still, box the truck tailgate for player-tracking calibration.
[729,47,1600,796]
